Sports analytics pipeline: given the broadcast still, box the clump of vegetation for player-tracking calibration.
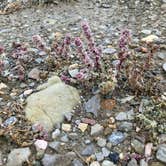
[0,21,160,96]
[136,98,166,142]
[31,21,117,95]
[0,20,165,148]
[116,30,159,94]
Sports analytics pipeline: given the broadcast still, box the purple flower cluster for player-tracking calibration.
[52,34,72,58]
[58,34,72,57]
[124,153,144,161]
[64,34,71,45]
[81,21,102,68]
[119,29,130,52]
[11,42,28,60]
[74,21,102,71]
[32,124,49,140]
[117,29,131,70]
[60,74,71,83]
[32,35,46,51]
[82,21,92,41]
[75,68,88,81]
[74,37,94,68]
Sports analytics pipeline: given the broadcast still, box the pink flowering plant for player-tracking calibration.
[9,42,31,80]
[0,21,159,95]
[0,42,31,81]
[117,29,131,70]
[116,30,159,93]
[30,22,117,93]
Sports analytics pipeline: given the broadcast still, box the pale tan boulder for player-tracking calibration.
[25,76,80,131]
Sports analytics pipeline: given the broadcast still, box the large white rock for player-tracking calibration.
[7,148,31,166]
[25,76,80,131]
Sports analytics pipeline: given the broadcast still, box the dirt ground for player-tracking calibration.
[0,0,166,166]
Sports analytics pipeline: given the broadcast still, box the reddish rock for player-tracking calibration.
[81,118,96,125]
[101,99,116,111]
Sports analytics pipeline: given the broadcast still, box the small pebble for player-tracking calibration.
[118,122,133,132]
[34,139,48,151]
[62,124,71,132]
[64,112,73,122]
[52,129,61,139]
[95,152,104,161]
[141,35,159,43]
[106,142,112,150]
[109,152,119,164]
[28,68,40,80]
[81,118,96,125]
[140,159,148,166]
[163,63,166,72]
[85,139,91,144]
[127,158,138,166]
[102,147,110,157]
[90,161,100,166]
[97,138,107,147]
[91,124,104,136]
[23,89,33,96]
[131,139,144,154]
[41,154,56,166]
[156,144,166,163]
[3,116,17,127]
[102,160,115,166]
[107,131,125,145]
[60,134,69,142]
[49,141,60,151]
[81,144,95,156]
[68,133,78,140]
[141,29,152,35]
[145,143,153,157]
[103,48,116,55]
[78,123,88,132]
[72,159,84,166]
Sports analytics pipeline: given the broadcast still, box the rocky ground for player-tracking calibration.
[0,0,166,166]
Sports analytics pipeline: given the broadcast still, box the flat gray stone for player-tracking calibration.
[118,122,133,132]
[42,152,76,166]
[108,131,125,145]
[115,112,127,121]
[102,147,110,157]
[115,109,134,121]
[81,144,95,156]
[95,152,104,161]
[131,139,144,154]
[42,154,56,166]
[127,158,138,166]
[85,95,100,117]
[91,124,104,136]
[97,138,106,147]
[49,141,60,151]
[140,159,148,166]
[102,160,115,166]
[103,48,116,55]
[72,159,84,166]
[156,144,166,163]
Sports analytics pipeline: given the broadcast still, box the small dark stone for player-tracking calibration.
[109,152,119,164]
